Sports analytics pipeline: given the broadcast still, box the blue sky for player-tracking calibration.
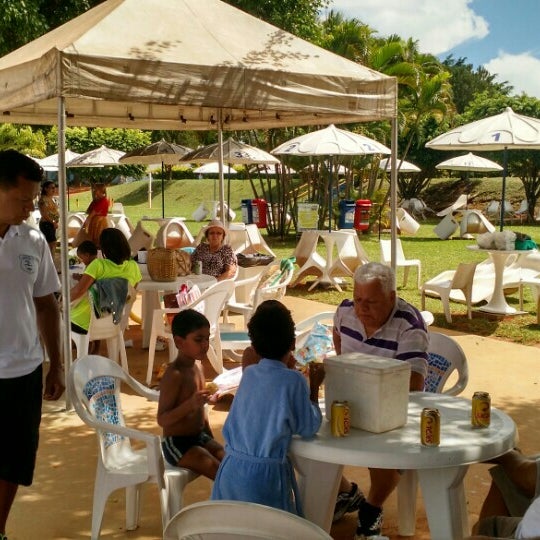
[328,0,540,99]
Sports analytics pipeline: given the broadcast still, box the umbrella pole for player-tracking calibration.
[328,156,334,232]
[161,161,165,219]
[500,148,508,231]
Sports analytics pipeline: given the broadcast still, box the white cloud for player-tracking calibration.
[485,52,540,99]
[327,0,489,54]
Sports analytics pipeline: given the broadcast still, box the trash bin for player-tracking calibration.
[338,199,356,229]
[252,198,268,228]
[241,199,253,224]
[396,207,420,235]
[354,199,372,231]
[434,213,459,240]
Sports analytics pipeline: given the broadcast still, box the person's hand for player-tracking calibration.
[308,362,325,388]
[191,389,210,409]
[43,366,65,401]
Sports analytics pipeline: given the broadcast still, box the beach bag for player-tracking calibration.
[294,322,334,366]
[147,247,191,281]
[164,281,204,325]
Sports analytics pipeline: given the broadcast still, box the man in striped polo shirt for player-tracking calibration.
[332,262,429,539]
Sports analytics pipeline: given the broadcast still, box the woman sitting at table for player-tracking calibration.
[191,219,237,280]
[70,228,141,352]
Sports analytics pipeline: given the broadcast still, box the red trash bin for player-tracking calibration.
[354,199,372,231]
[252,198,268,228]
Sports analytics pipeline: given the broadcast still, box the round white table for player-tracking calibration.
[467,245,526,315]
[137,271,216,347]
[290,392,516,540]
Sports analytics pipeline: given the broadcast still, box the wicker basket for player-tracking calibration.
[147,248,189,281]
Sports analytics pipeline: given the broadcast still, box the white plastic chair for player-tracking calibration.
[163,500,333,539]
[66,212,86,245]
[70,283,137,373]
[289,230,326,287]
[67,354,198,540]
[436,193,468,217]
[328,230,369,281]
[222,260,295,328]
[380,238,421,288]
[511,199,529,223]
[156,218,194,249]
[397,331,468,536]
[128,220,155,256]
[146,280,235,384]
[421,262,478,323]
[245,223,276,257]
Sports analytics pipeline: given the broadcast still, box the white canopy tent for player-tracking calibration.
[0,0,398,389]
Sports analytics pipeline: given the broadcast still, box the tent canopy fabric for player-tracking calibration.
[0,0,396,130]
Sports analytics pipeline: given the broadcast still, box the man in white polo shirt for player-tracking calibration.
[0,150,64,540]
[332,262,429,539]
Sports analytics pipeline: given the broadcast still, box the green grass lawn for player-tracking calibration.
[71,177,540,346]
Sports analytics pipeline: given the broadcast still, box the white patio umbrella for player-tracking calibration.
[119,139,193,217]
[426,107,540,230]
[272,124,391,230]
[66,145,125,167]
[193,162,237,175]
[183,138,279,215]
[379,157,421,173]
[39,149,81,171]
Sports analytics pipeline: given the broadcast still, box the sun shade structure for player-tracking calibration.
[0,0,397,393]
[426,107,540,230]
[435,152,503,172]
[379,157,420,173]
[66,145,125,167]
[120,139,193,217]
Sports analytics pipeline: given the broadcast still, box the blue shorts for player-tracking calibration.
[162,432,213,466]
[0,365,43,485]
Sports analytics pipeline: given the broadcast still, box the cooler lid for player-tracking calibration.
[324,352,411,373]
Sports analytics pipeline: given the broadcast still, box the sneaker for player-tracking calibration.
[355,500,383,539]
[333,482,365,522]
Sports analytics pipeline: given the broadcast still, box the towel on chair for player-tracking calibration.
[89,278,128,324]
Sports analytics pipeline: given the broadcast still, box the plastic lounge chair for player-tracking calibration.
[163,500,332,539]
[397,331,469,536]
[289,230,326,288]
[128,220,155,256]
[421,262,478,323]
[380,238,421,288]
[510,199,529,223]
[436,193,468,217]
[155,218,194,249]
[328,230,369,281]
[146,280,235,384]
[71,282,137,374]
[67,354,198,540]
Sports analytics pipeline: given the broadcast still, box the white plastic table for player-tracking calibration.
[290,392,516,540]
[467,245,525,315]
[137,272,216,347]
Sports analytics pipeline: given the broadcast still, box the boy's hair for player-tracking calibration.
[172,309,210,338]
[76,240,98,257]
[248,300,295,360]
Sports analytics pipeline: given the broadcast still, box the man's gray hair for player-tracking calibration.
[353,262,396,294]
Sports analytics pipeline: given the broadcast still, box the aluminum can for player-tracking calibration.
[471,391,491,428]
[420,408,440,446]
[331,400,350,437]
[194,260,203,275]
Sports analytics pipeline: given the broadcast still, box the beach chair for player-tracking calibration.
[510,199,529,223]
[421,262,478,323]
[155,218,194,249]
[380,239,421,288]
[68,355,198,540]
[163,500,332,539]
[328,230,369,281]
[289,230,326,288]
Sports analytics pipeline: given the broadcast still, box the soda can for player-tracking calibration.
[331,400,350,437]
[194,260,203,275]
[420,408,440,446]
[471,391,491,428]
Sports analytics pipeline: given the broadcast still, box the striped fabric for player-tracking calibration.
[334,298,429,378]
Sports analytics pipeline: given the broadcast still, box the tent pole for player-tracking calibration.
[57,97,72,410]
[390,118,398,276]
[500,148,508,231]
[161,161,165,218]
[217,110,225,222]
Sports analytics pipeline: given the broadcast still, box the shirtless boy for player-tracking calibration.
[157,309,224,479]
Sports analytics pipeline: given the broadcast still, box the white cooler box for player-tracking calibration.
[323,353,411,433]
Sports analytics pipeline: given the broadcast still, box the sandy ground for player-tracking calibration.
[7,295,540,540]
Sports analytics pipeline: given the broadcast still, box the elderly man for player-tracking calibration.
[0,150,64,540]
[332,262,429,539]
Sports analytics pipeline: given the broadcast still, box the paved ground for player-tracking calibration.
[7,295,540,539]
